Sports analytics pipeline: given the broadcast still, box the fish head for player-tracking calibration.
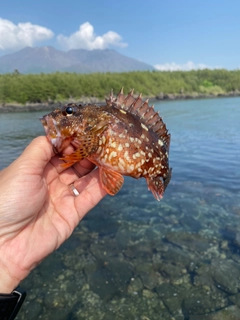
[40,104,84,153]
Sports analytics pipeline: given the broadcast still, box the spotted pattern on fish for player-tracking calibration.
[40,88,172,200]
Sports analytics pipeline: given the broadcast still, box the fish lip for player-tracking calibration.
[39,116,49,135]
[39,115,63,152]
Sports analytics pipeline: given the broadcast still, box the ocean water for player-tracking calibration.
[1,97,240,319]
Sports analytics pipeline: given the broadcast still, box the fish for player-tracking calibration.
[40,88,172,200]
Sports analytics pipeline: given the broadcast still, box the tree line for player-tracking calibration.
[1,69,240,104]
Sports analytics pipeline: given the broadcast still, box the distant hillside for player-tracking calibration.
[1,69,240,107]
[0,46,155,74]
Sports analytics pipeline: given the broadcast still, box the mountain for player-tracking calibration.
[0,46,154,74]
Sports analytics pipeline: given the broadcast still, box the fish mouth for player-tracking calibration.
[39,116,63,152]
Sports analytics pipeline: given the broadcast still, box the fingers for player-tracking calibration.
[73,168,107,219]
[51,156,95,176]
[34,136,106,213]
[61,144,75,155]
[73,159,96,176]
[24,136,54,160]
[14,137,54,175]
[50,156,96,185]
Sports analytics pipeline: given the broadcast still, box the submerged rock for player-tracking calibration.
[179,216,202,232]
[182,287,228,316]
[108,295,171,320]
[212,259,240,294]
[89,267,119,300]
[188,305,240,320]
[193,264,214,289]
[160,245,195,270]
[156,283,186,319]
[124,240,153,259]
[127,277,143,294]
[165,232,214,253]
[88,258,133,300]
[229,293,240,307]
[157,261,188,284]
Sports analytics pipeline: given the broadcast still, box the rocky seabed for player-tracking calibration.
[15,179,240,320]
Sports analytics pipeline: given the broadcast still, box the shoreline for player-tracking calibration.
[1,92,240,112]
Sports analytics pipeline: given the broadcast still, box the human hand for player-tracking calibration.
[0,136,106,293]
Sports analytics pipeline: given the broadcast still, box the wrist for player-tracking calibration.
[0,287,27,320]
[0,261,20,294]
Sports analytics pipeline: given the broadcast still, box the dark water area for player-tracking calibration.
[1,97,240,319]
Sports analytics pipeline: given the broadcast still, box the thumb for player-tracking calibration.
[19,136,54,171]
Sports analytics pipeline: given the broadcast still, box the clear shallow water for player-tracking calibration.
[1,98,240,319]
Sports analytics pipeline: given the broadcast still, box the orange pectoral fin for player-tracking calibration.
[99,167,124,196]
[60,133,100,169]
[60,148,89,168]
[146,176,164,201]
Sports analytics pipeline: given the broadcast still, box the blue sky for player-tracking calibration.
[1,0,240,70]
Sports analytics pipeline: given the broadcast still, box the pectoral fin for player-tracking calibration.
[60,133,100,168]
[99,167,124,195]
[60,148,90,168]
[164,168,172,191]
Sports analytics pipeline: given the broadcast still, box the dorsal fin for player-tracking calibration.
[106,88,171,151]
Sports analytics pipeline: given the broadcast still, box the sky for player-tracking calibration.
[0,0,240,70]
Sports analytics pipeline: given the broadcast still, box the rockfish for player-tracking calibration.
[40,89,172,200]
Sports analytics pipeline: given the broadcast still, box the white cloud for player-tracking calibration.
[154,61,220,71]
[0,18,54,51]
[57,22,128,50]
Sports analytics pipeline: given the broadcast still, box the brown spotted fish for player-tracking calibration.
[40,89,172,200]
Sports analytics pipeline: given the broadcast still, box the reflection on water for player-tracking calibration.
[1,98,240,319]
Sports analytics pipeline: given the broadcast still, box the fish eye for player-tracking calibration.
[62,104,76,116]
[66,106,73,115]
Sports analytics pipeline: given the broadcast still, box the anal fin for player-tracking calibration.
[99,167,124,196]
[146,176,164,201]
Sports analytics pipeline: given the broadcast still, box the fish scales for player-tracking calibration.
[40,88,172,200]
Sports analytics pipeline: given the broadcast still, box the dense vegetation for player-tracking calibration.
[1,69,240,104]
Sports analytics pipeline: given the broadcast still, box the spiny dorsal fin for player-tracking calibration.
[106,88,171,151]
